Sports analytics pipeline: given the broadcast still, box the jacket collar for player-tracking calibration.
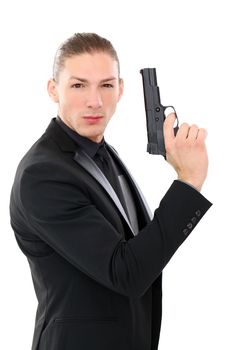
[45,118,135,234]
[45,118,78,153]
[45,118,152,234]
[56,116,106,158]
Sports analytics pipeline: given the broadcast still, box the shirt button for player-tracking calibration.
[183,228,189,236]
[195,210,201,217]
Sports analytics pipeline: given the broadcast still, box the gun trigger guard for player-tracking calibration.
[164,105,179,127]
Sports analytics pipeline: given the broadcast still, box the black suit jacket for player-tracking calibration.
[10,119,212,350]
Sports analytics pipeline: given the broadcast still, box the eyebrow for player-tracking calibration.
[69,76,117,83]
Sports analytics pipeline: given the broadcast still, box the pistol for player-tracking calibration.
[140,68,178,157]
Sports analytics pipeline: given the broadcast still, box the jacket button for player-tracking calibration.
[183,228,189,236]
[195,210,201,217]
[191,217,197,224]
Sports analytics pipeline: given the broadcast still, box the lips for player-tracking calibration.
[84,115,103,119]
[83,115,103,124]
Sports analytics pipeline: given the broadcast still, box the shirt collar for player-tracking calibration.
[56,116,105,159]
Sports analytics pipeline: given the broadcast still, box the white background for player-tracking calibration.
[1,0,232,349]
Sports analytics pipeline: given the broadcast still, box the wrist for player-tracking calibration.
[177,177,202,192]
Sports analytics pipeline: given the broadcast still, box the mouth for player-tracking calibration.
[83,115,103,124]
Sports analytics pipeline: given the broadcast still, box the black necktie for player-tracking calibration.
[94,144,120,195]
[94,144,132,228]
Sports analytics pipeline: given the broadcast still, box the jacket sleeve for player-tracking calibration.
[16,162,212,298]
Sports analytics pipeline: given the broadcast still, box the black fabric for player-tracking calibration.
[95,145,134,223]
[56,116,102,159]
[94,144,118,190]
[94,144,126,205]
[10,118,212,350]
[56,116,130,221]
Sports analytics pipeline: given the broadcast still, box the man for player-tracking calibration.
[10,33,212,350]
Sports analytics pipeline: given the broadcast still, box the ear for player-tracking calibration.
[117,78,124,102]
[47,79,59,103]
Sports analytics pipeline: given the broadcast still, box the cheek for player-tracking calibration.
[109,96,119,113]
[61,93,83,111]
[68,93,80,105]
[105,94,119,110]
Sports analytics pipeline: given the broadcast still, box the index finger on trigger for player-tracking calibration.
[164,112,177,140]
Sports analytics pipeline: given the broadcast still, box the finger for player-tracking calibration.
[197,128,208,142]
[164,113,177,141]
[176,122,190,139]
[187,124,199,141]
[164,107,176,117]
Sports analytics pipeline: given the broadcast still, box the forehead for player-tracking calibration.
[61,52,119,80]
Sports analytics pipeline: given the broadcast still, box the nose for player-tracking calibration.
[85,87,103,109]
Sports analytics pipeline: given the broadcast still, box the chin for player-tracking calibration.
[79,129,104,143]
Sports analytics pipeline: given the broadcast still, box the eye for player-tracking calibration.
[102,83,114,88]
[71,83,85,88]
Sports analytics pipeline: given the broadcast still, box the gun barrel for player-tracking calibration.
[140,68,161,109]
[140,68,158,86]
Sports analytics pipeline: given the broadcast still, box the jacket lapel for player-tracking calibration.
[73,149,135,235]
[46,119,150,233]
[107,145,153,221]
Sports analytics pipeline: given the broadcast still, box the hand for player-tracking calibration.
[164,113,209,192]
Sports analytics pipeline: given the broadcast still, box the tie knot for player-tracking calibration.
[95,144,109,162]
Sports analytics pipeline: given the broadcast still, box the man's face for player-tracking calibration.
[48,52,124,143]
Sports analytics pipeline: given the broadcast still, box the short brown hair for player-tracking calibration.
[53,33,120,82]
